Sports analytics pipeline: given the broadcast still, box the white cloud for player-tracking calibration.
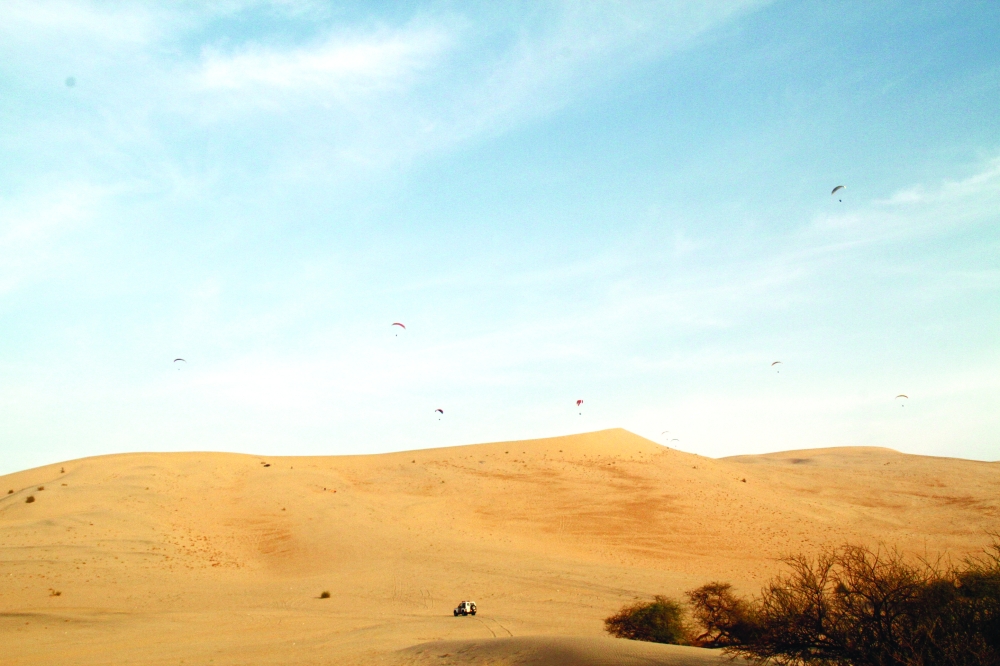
[173,1,774,168]
[195,25,453,98]
[0,0,162,46]
[802,155,1000,252]
[880,156,1000,206]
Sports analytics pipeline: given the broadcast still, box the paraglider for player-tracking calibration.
[434,408,444,420]
[392,322,405,337]
[576,399,583,415]
[173,358,186,370]
[772,360,781,373]
[896,394,908,407]
[831,185,845,202]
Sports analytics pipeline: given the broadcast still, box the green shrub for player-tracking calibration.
[604,595,690,645]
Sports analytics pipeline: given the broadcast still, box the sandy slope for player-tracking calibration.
[1,429,997,665]
[385,636,742,665]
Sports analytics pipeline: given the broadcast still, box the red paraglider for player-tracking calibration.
[392,322,406,337]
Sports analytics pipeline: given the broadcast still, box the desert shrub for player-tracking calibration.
[686,540,1000,666]
[905,540,1000,666]
[25,495,35,503]
[686,582,760,647]
[604,595,690,645]
[320,591,331,599]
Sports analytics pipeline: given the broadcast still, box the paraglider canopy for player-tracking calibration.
[434,408,444,414]
[831,185,846,195]
[771,361,781,366]
[173,358,186,363]
[896,394,908,407]
[392,322,405,329]
[576,399,583,406]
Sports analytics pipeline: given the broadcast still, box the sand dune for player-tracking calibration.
[385,636,744,665]
[2,429,997,665]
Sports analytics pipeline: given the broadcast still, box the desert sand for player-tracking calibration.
[2,428,997,665]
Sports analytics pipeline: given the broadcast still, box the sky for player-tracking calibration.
[1,0,998,475]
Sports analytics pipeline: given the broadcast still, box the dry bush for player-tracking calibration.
[25,495,35,503]
[604,595,691,645]
[685,539,1000,666]
[320,591,331,599]
[686,582,758,648]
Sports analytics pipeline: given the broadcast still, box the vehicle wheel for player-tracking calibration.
[470,611,476,615]
[454,611,458,616]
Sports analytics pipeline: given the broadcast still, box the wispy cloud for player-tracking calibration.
[175,1,773,167]
[880,156,1000,206]
[195,24,453,99]
[0,1,161,44]
[802,156,1000,250]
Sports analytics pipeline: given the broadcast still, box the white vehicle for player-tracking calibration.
[453,601,477,616]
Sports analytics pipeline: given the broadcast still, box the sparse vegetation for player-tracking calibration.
[37,486,44,490]
[25,495,35,503]
[6,489,11,494]
[604,595,691,645]
[684,539,1000,666]
[49,589,61,597]
[685,582,757,648]
[320,591,331,599]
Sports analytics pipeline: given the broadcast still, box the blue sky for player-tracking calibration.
[1,0,998,475]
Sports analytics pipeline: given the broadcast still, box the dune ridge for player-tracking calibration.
[2,429,997,665]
